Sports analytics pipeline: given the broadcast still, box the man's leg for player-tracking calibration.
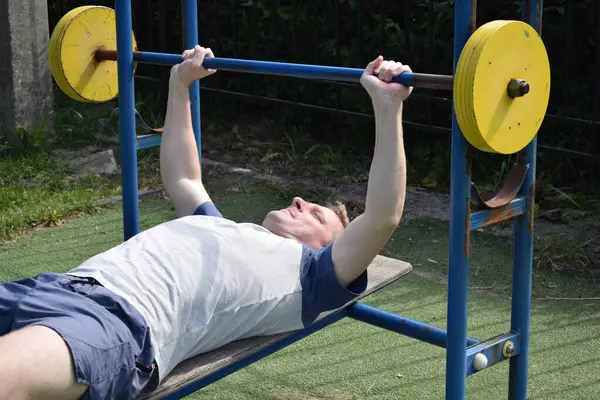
[0,325,88,400]
[0,273,158,399]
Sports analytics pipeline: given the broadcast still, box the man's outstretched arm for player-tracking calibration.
[160,46,216,217]
[331,57,412,287]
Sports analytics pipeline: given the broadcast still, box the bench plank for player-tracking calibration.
[141,255,411,399]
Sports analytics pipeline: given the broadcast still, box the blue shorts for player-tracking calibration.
[0,273,159,400]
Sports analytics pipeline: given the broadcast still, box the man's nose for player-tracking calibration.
[293,197,306,212]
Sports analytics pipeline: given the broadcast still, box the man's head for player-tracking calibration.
[262,197,349,249]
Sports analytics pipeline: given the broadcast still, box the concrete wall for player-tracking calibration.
[0,0,54,151]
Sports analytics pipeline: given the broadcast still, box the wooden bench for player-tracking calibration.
[141,255,412,399]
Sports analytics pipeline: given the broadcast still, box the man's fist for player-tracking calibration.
[360,56,413,107]
[171,45,217,87]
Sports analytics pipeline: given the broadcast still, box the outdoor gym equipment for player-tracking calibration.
[49,6,550,156]
[47,0,546,399]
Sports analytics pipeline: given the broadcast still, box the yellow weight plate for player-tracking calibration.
[455,20,505,152]
[455,20,513,153]
[454,20,551,154]
[49,6,95,102]
[50,8,76,100]
[49,6,138,103]
[455,20,519,153]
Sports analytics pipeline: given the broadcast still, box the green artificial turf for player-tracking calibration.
[1,192,599,400]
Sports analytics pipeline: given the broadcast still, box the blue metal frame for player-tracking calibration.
[108,0,543,399]
[136,134,162,150]
[470,198,527,231]
[181,0,202,162]
[115,0,140,241]
[509,2,542,399]
[445,1,473,398]
[466,332,520,376]
[346,302,480,348]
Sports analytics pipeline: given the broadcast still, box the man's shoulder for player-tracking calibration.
[299,243,335,276]
[298,242,368,326]
[193,201,224,218]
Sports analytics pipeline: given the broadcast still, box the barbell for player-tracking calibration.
[49,5,551,155]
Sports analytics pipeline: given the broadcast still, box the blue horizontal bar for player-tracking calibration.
[346,303,479,348]
[136,134,162,150]
[470,198,527,231]
[160,309,348,400]
[135,51,416,86]
[135,51,182,66]
[466,332,520,376]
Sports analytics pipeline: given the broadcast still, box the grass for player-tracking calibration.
[0,152,123,241]
[0,192,599,400]
[0,88,166,243]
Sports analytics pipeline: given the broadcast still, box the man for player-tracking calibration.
[0,46,411,400]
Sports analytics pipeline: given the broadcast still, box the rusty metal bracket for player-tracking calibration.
[135,109,164,133]
[471,158,529,209]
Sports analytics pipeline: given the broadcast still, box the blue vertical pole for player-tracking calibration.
[509,1,541,398]
[446,0,473,399]
[115,0,140,241]
[182,0,202,161]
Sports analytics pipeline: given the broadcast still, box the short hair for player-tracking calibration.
[326,200,349,229]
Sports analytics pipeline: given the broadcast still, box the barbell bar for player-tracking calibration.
[95,49,455,91]
[96,49,530,99]
[49,5,551,155]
